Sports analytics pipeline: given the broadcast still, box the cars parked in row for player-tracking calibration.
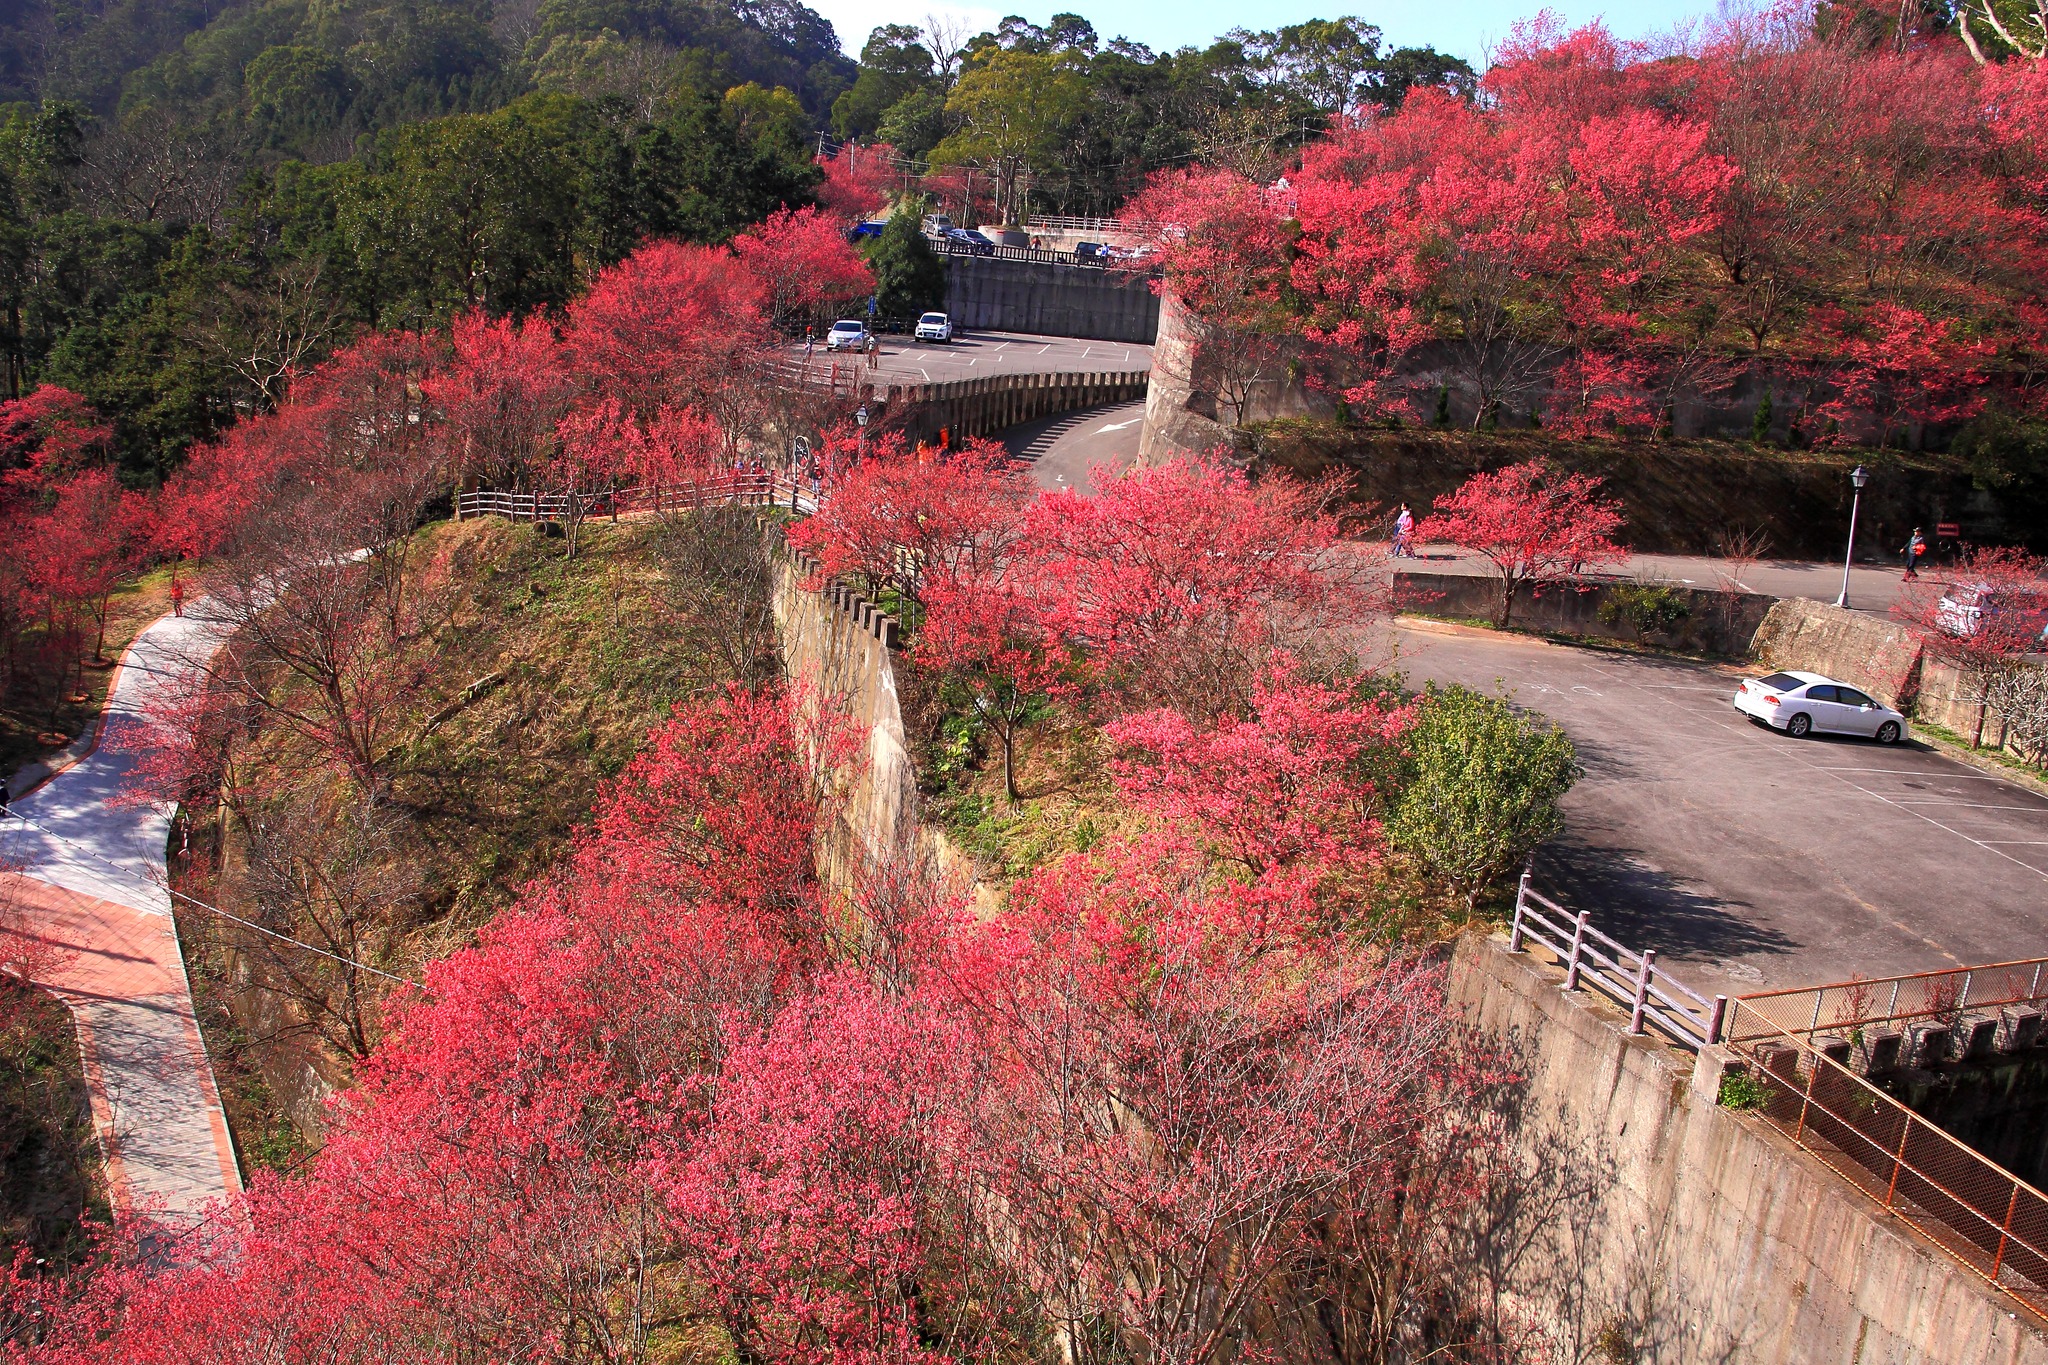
[1733,670,1906,743]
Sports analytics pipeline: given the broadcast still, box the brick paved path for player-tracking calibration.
[1,611,242,1224]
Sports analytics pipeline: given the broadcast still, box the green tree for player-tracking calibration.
[876,85,946,158]
[1389,685,1581,909]
[932,49,1089,225]
[244,45,354,150]
[831,24,935,139]
[862,205,944,320]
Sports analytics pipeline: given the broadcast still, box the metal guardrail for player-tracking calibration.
[1723,1004,2048,1326]
[1505,870,1724,1050]
[1723,959,2048,1057]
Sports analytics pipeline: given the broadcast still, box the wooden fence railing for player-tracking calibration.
[1506,870,1725,1050]
[455,474,817,524]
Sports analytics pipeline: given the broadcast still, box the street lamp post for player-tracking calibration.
[1835,464,1869,609]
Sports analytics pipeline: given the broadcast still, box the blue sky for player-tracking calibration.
[807,0,1722,63]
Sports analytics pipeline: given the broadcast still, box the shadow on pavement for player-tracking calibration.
[1531,831,1799,967]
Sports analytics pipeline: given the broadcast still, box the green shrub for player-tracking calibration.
[1388,685,1580,908]
[1597,582,1691,641]
[1718,1071,1772,1111]
[1751,390,1774,445]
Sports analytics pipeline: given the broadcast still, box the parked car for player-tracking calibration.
[1935,581,2048,646]
[1103,243,1156,263]
[914,311,953,342]
[928,214,954,233]
[825,319,870,351]
[1733,670,1906,743]
[846,221,884,242]
[941,227,995,255]
[1073,241,1107,261]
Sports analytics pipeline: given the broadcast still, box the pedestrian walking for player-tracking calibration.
[1902,526,1926,580]
[1392,503,1415,558]
[803,333,815,366]
[168,568,185,618]
[866,333,879,369]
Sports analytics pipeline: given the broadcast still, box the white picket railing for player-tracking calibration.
[1506,869,1726,1050]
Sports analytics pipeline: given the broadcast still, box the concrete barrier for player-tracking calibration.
[862,369,1150,443]
[944,256,1160,343]
[1396,569,1775,657]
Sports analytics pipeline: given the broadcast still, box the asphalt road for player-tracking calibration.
[790,330,1152,385]
[1391,621,2048,996]
[1002,399,1146,491]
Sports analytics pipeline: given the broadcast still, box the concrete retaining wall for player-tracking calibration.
[1750,598,1929,708]
[1396,569,1775,657]
[769,543,916,892]
[944,256,1160,343]
[1453,933,2048,1365]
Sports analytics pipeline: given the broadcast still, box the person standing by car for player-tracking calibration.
[1903,527,1926,580]
[866,333,880,369]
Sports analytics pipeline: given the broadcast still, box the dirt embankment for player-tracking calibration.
[174,511,781,1164]
[1254,421,2017,558]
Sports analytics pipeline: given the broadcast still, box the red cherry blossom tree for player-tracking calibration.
[1418,459,1627,627]
[1023,457,1378,720]
[732,206,877,334]
[1104,658,1414,883]
[428,309,580,491]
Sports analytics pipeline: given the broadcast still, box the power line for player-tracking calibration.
[0,808,420,988]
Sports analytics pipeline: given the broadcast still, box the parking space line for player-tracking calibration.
[1816,767,2013,779]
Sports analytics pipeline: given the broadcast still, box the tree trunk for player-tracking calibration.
[1497,578,1515,629]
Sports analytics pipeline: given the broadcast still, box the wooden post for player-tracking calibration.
[1630,949,1656,1036]
[1563,912,1589,992]
[1508,864,1531,953]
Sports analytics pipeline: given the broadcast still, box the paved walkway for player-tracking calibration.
[1394,544,1917,615]
[0,610,242,1225]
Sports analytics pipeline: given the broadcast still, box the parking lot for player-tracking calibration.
[1392,621,2048,994]
[788,329,1152,385]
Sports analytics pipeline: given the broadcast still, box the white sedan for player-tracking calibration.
[1734,670,1907,744]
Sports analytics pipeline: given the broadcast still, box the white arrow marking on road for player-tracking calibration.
[1095,419,1142,433]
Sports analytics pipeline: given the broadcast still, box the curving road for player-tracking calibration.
[1002,398,1146,491]
[0,611,242,1224]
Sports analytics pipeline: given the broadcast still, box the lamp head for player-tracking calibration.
[1850,464,1869,490]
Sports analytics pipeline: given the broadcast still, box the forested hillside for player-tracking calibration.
[0,2,1478,484]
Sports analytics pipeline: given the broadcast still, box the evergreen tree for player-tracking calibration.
[862,207,946,320]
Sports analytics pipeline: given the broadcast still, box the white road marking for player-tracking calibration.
[1094,419,1141,433]
[1889,801,2048,813]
